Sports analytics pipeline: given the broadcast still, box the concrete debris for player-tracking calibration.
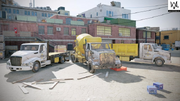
[78,73,102,80]
[51,78,74,82]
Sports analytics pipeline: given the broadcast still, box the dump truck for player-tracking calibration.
[70,33,122,73]
[111,43,171,66]
[6,42,69,72]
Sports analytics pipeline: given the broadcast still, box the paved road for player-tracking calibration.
[0,59,180,101]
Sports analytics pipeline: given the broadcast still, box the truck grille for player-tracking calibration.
[10,56,22,66]
[100,53,115,65]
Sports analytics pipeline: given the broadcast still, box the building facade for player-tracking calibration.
[79,1,131,22]
[136,29,156,43]
[156,30,180,46]
[1,4,57,22]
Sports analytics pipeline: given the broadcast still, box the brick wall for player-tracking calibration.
[136,29,155,43]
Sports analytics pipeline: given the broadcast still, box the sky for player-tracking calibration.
[14,0,180,30]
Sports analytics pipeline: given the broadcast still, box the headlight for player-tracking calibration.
[7,62,11,65]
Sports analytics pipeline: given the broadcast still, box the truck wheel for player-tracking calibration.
[88,63,95,73]
[32,62,40,73]
[71,55,76,63]
[60,57,64,64]
[155,58,164,67]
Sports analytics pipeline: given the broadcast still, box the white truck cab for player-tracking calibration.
[133,43,171,66]
[6,43,51,72]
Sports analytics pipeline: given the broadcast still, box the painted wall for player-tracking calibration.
[156,30,180,45]
[80,4,131,22]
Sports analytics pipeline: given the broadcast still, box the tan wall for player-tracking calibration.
[3,31,15,36]
[20,31,31,37]
[156,30,180,45]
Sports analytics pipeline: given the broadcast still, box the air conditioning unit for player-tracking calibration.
[56,27,61,31]
[119,33,122,36]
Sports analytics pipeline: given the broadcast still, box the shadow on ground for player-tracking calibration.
[121,61,180,72]
[152,93,166,98]
[75,62,145,83]
[4,62,73,83]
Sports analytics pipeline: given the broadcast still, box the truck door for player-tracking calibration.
[143,44,153,59]
[85,43,90,60]
[39,44,47,62]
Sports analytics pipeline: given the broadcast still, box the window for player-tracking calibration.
[144,45,147,50]
[34,12,37,16]
[106,11,108,16]
[28,11,30,15]
[148,45,152,51]
[32,11,34,16]
[90,14,92,18]
[17,10,19,14]
[71,28,76,36]
[25,11,27,15]
[97,26,111,35]
[164,35,169,39]
[119,28,130,36]
[82,28,86,33]
[143,32,151,38]
[64,27,69,35]
[13,9,16,14]
[8,16,11,20]
[48,13,51,17]
[45,13,47,17]
[38,26,45,34]
[109,11,111,16]
[96,12,98,16]
[66,18,72,25]
[65,13,68,15]
[121,40,124,43]
[8,9,11,13]
[40,45,44,53]
[47,26,53,34]
[112,11,113,17]
[122,14,128,19]
[42,13,44,17]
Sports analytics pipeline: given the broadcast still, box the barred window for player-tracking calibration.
[64,27,69,35]
[47,26,53,34]
[119,28,130,36]
[71,28,76,36]
[81,28,86,33]
[38,26,44,34]
[97,26,111,35]
[143,32,151,38]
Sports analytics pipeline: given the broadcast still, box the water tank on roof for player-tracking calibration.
[58,7,65,10]
[111,1,121,7]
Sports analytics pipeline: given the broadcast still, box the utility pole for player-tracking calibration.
[145,30,147,43]
[159,32,161,45]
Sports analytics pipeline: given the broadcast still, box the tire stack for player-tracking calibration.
[0,35,5,59]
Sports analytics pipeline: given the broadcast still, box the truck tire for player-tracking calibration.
[155,58,164,67]
[60,57,64,64]
[32,62,40,73]
[88,63,95,73]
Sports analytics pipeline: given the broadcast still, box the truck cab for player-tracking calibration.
[6,43,51,72]
[139,43,171,66]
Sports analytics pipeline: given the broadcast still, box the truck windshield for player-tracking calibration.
[20,45,39,51]
[91,43,110,50]
[152,44,157,49]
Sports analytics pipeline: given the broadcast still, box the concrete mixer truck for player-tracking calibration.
[71,33,122,73]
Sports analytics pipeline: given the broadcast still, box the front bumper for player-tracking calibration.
[92,63,122,69]
[6,65,32,71]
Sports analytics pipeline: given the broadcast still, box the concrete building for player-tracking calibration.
[156,30,180,46]
[136,28,156,43]
[1,4,57,22]
[78,1,131,22]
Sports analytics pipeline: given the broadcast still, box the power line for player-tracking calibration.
[114,12,171,25]
[125,4,168,8]
[91,6,167,18]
